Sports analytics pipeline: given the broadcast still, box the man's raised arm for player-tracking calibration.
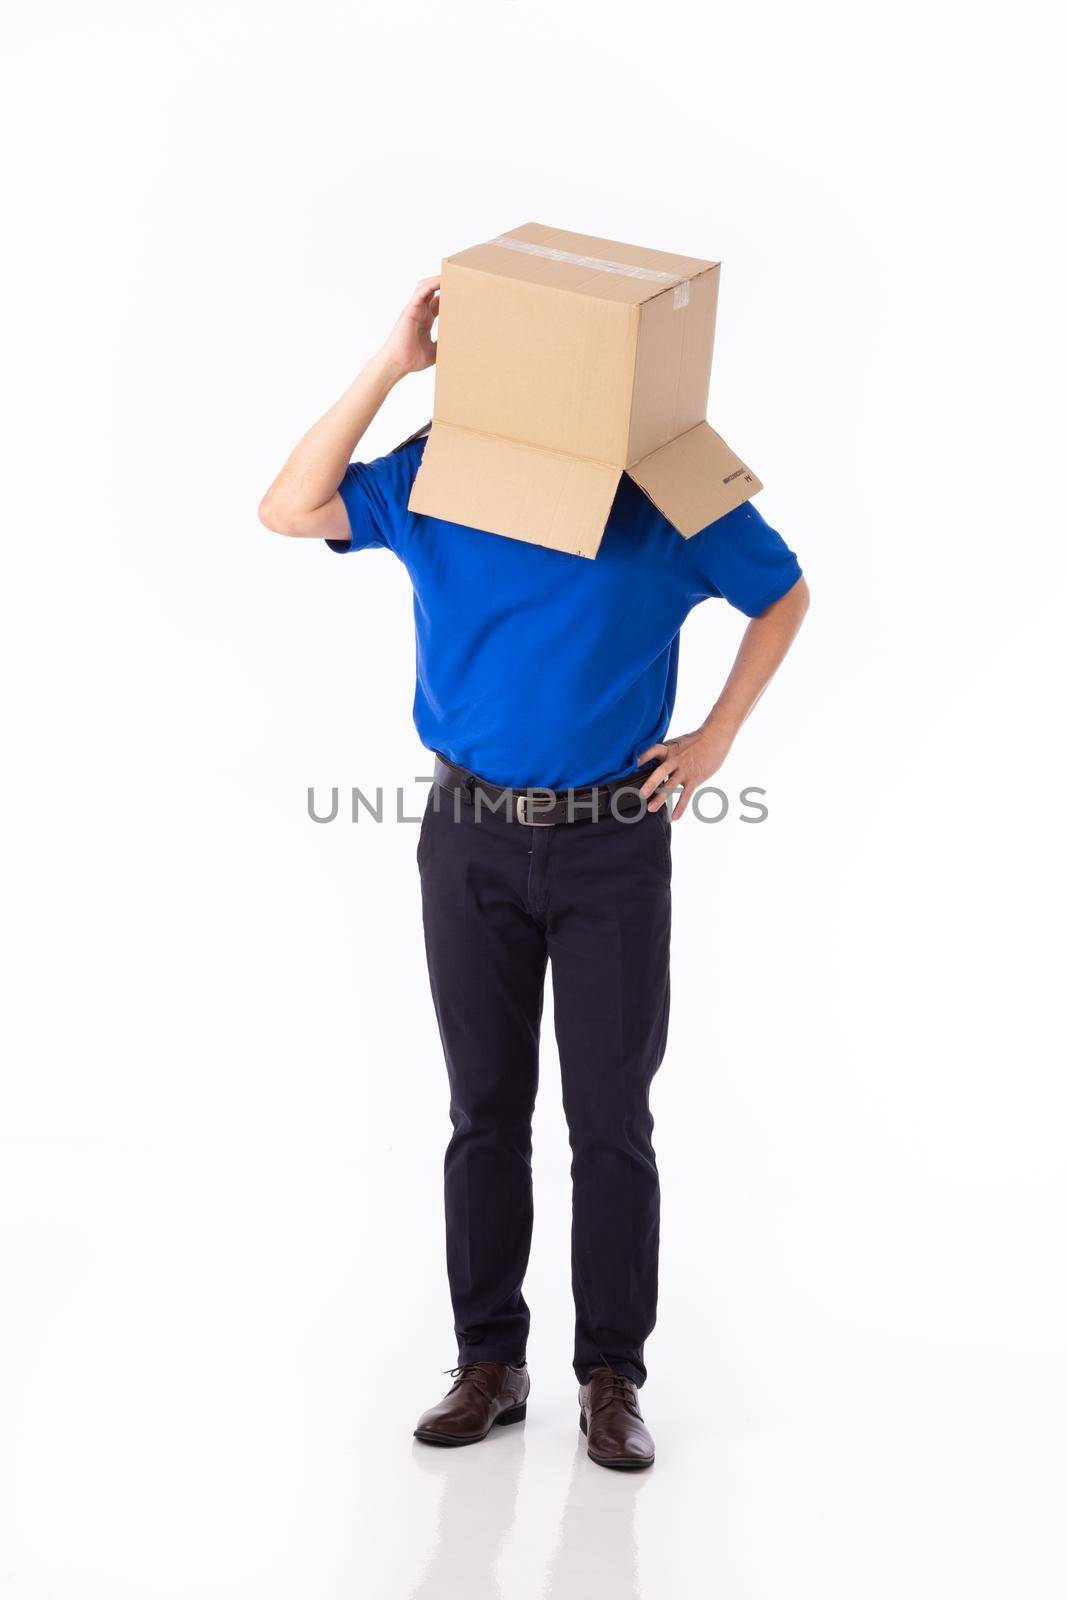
[257,276,440,540]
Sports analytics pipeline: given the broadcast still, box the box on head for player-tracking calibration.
[405,222,762,559]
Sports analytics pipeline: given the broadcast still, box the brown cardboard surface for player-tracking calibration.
[408,422,622,559]
[627,423,762,538]
[627,265,720,464]
[408,223,760,557]
[435,262,637,463]
[450,222,714,304]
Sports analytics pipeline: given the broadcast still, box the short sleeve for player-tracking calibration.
[325,437,423,555]
[687,501,803,617]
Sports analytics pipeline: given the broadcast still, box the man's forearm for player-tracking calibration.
[640,576,809,815]
[258,352,402,535]
[259,276,440,539]
[703,576,810,741]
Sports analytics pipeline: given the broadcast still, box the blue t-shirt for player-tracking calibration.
[328,435,802,790]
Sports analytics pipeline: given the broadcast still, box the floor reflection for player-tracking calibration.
[409,1427,646,1598]
[410,1428,525,1599]
[545,1442,646,1599]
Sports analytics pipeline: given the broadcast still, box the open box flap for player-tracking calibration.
[408,422,623,559]
[626,422,762,538]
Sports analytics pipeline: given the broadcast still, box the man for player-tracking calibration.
[260,276,809,1470]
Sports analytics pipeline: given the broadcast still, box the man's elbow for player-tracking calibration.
[774,573,810,621]
[757,574,810,622]
[258,492,301,536]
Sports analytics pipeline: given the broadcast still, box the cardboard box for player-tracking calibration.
[407,222,762,559]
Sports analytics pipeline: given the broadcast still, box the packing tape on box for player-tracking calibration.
[489,236,692,306]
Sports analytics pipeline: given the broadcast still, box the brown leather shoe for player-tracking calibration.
[579,1367,655,1470]
[413,1362,530,1446]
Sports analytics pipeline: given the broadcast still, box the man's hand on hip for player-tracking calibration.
[638,577,810,819]
[638,724,734,819]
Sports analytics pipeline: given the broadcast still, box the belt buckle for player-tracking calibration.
[516,793,556,826]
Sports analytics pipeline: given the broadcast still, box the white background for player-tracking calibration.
[3,1,1065,1596]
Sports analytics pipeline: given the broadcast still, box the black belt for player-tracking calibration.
[431,755,654,825]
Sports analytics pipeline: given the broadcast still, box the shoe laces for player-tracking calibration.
[591,1359,640,1416]
[444,1363,495,1401]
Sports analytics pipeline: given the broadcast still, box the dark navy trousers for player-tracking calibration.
[418,785,672,1386]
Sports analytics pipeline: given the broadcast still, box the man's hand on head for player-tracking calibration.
[258,275,441,539]
[379,276,441,380]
